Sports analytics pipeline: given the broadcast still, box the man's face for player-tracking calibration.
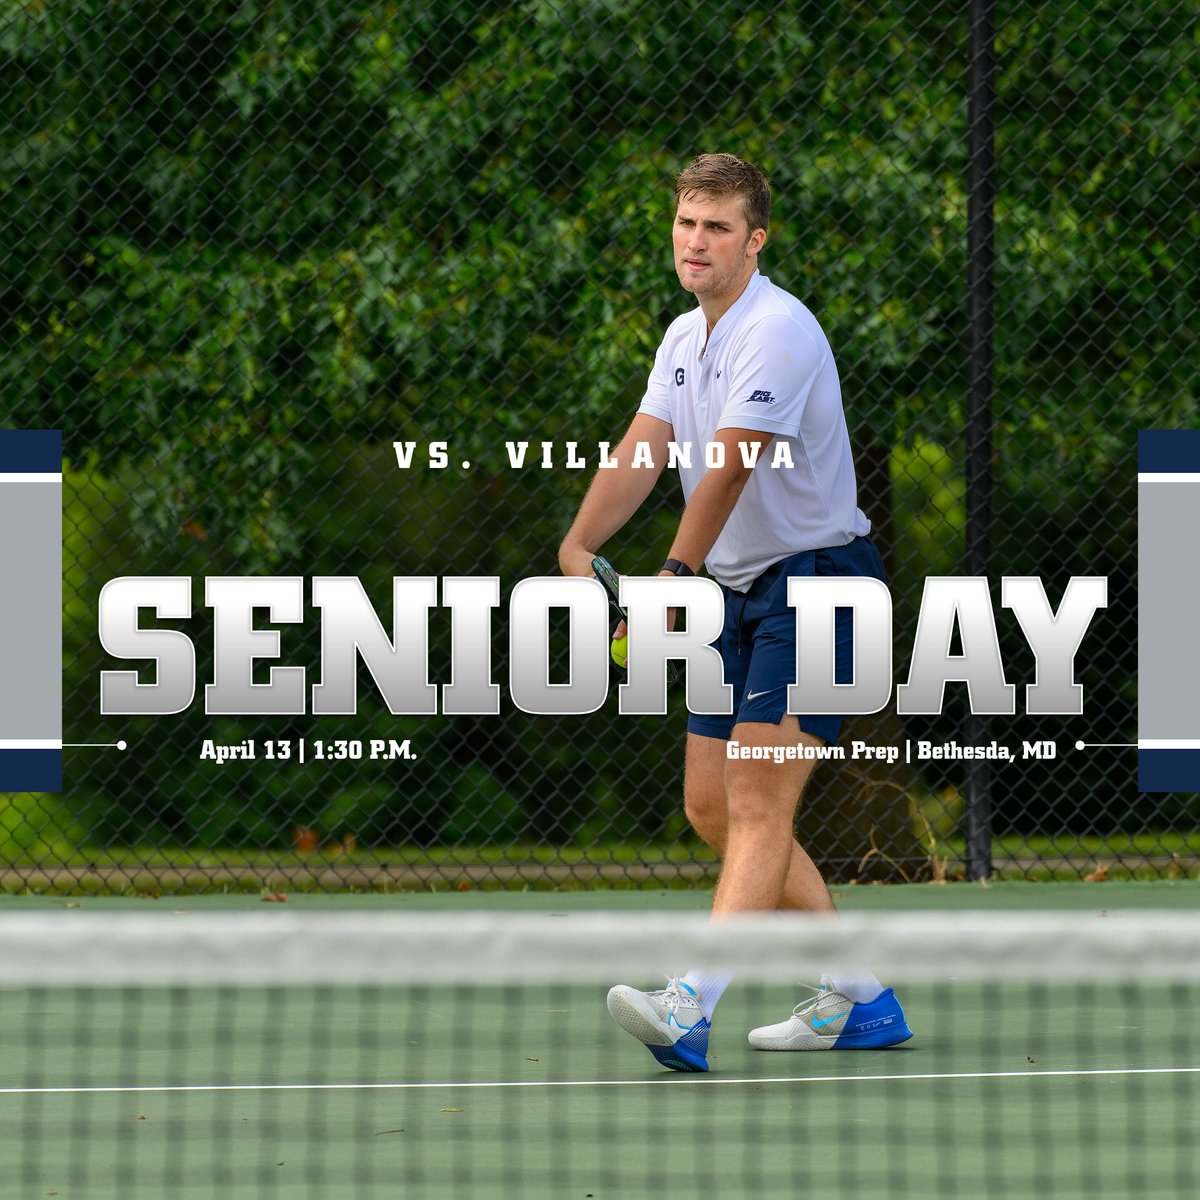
[672,192,764,302]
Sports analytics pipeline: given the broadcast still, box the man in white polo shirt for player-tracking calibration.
[558,153,911,1072]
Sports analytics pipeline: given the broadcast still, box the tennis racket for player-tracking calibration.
[591,555,680,683]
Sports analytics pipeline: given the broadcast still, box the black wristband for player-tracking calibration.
[661,558,695,577]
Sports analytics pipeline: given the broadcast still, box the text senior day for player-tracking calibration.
[97,575,1107,719]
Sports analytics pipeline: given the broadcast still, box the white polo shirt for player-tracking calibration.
[637,271,870,591]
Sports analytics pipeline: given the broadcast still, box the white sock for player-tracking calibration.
[680,970,734,1021]
[827,972,885,1004]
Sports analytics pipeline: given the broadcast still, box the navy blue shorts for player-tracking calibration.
[686,536,887,745]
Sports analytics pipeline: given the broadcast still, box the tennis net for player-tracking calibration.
[2,909,1198,1198]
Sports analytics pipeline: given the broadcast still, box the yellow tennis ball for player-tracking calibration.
[611,634,628,669]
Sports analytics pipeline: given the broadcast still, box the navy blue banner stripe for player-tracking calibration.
[1138,430,1200,474]
[0,430,62,474]
[1138,749,1200,794]
[0,749,62,793]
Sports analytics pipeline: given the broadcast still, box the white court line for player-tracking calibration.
[3,1066,1199,1096]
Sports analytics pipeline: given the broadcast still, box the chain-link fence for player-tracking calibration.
[2,1,1196,892]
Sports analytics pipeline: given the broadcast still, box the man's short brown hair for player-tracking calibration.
[674,153,771,236]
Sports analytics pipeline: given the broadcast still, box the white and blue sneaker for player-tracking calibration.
[748,977,913,1051]
[606,978,711,1072]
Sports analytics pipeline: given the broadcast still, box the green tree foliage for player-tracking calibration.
[5,0,1190,558]
[2,1,1194,866]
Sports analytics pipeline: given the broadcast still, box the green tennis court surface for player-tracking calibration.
[1,888,1197,1197]
[2,877,1197,913]
[6,985,1195,1198]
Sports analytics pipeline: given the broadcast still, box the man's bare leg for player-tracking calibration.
[684,724,834,914]
[682,721,894,1030]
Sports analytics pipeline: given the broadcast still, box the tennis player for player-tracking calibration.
[558,154,911,1071]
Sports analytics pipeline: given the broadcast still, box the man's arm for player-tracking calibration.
[558,412,674,577]
[662,427,773,573]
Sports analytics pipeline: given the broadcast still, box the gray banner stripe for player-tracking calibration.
[1138,480,1200,743]
[0,480,61,741]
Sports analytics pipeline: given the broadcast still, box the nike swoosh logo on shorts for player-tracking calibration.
[745,687,782,701]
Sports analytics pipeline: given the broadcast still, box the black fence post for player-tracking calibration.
[965,0,997,881]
